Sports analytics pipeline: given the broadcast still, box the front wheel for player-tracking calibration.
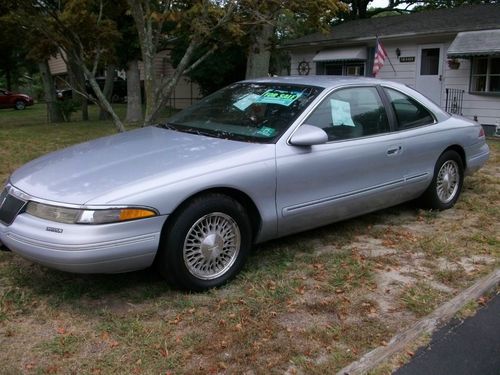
[420,150,464,210]
[14,101,26,110]
[156,194,252,291]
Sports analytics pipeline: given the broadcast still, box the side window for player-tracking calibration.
[305,87,390,141]
[384,88,434,129]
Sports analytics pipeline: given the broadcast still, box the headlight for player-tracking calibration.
[25,202,80,223]
[25,202,156,224]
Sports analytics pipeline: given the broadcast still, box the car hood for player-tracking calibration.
[10,127,272,205]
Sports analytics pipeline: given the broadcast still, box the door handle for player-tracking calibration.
[387,146,402,155]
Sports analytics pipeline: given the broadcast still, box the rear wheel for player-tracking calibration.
[14,101,26,110]
[420,150,464,210]
[156,194,252,291]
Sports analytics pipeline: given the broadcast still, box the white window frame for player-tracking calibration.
[470,56,500,94]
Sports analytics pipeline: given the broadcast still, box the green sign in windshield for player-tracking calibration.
[256,89,303,106]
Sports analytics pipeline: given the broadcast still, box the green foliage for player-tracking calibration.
[56,99,80,122]
[0,5,37,91]
[171,42,247,95]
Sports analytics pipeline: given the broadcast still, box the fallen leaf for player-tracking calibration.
[45,365,59,374]
[478,296,488,305]
[109,340,119,348]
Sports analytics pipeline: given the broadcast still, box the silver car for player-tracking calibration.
[0,77,489,290]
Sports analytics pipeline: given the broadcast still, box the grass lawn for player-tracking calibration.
[0,105,498,374]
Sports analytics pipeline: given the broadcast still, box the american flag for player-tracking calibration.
[372,38,388,77]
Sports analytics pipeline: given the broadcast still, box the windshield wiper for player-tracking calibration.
[157,122,178,131]
[180,127,220,138]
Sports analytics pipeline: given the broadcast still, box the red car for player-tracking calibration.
[0,89,34,110]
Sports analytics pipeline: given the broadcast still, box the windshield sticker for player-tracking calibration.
[255,89,303,106]
[330,99,355,127]
[256,126,276,137]
[233,93,260,111]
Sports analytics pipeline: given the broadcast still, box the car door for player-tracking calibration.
[381,86,442,197]
[275,85,407,236]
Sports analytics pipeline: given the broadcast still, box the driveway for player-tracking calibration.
[395,291,500,375]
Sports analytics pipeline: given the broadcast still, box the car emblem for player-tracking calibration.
[46,227,63,234]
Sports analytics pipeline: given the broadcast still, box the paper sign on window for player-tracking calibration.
[233,93,260,111]
[330,99,355,127]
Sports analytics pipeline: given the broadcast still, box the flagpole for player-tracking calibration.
[373,36,397,76]
[386,51,397,75]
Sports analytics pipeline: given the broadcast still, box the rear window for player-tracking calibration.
[384,88,434,129]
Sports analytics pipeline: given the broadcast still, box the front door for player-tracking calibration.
[275,86,407,237]
[416,44,443,105]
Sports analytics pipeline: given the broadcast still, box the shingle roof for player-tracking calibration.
[283,4,500,47]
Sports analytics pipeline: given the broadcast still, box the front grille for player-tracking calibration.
[0,189,27,225]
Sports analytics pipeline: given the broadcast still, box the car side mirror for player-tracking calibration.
[289,124,328,146]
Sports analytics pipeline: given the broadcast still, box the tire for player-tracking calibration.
[156,194,252,291]
[420,150,464,210]
[14,101,26,110]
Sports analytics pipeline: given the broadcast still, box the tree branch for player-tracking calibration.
[182,44,218,76]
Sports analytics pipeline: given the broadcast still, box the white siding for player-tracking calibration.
[376,42,417,88]
[442,56,500,125]
[138,50,202,109]
[289,48,317,76]
[287,35,500,126]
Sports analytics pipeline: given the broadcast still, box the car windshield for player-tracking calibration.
[162,82,323,143]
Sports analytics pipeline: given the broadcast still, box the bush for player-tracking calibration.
[56,99,79,122]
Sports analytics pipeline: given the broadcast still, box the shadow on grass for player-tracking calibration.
[2,201,420,316]
[2,259,173,310]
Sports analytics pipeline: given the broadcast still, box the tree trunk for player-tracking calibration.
[38,61,63,123]
[81,64,125,132]
[99,64,115,120]
[125,59,143,123]
[5,68,12,91]
[245,23,274,79]
[68,55,88,121]
[141,45,156,126]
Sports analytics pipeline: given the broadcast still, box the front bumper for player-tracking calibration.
[0,213,167,273]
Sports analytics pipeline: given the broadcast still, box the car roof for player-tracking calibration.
[240,75,389,89]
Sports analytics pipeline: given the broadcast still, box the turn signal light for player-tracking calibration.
[119,209,156,221]
[478,127,485,137]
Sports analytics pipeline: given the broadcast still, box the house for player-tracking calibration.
[47,49,201,109]
[283,4,500,135]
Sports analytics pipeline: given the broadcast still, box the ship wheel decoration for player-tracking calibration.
[298,61,310,75]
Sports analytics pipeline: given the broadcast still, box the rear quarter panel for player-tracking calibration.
[397,115,487,195]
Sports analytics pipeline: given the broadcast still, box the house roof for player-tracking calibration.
[448,29,500,57]
[283,4,500,48]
